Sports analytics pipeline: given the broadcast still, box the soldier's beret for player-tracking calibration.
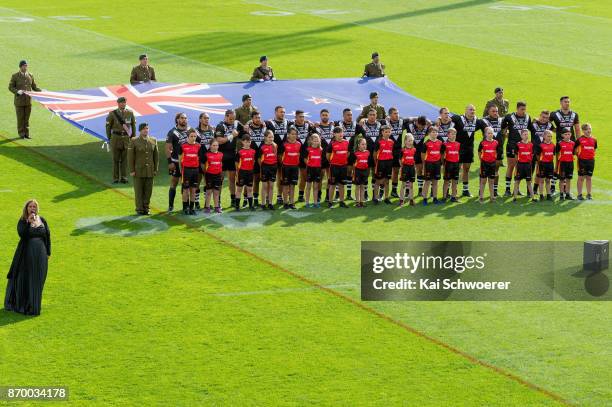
[371,52,379,59]
[117,97,127,103]
[369,92,378,99]
[259,55,267,62]
[495,87,503,93]
[138,123,148,131]
[139,54,148,60]
[19,60,27,67]
[242,94,252,102]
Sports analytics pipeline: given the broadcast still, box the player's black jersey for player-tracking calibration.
[451,114,478,146]
[478,116,503,144]
[194,125,214,150]
[357,120,382,149]
[383,118,406,143]
[215,120,243,155]
[406,121,430,148]
[337,120,357,140]
[315,122,335,149]
[292,121,314,144]
[550,109,579,140]
[266,119,290,145]
[502,113,531,144]
[245,121,267,149]
[529,120,554,149]
[165,126,191,161]
[436,119,455,142]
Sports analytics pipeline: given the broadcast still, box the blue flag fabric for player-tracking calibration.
[29,77,440,141]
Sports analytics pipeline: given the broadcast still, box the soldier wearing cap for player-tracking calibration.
[483,87,509,117]
[250,56,275,82]
[358,92,386,121]
[128,122,159,215]
[130,54,157,85]
[235,94,258,125]
[8,60,42,139]
[363,52,385,78]
[106,96,137,184]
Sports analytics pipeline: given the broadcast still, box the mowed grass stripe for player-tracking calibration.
[0,134,569,405]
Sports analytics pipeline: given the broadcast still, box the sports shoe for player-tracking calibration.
[462,190,472,197]
[422,198,428,206]
[234,205,240,211]
[559,194,565,201]
[327,201,333,208]
[268,204,275,210]
[339,201,348,208]
[512,198,517,203]
[204,208,211,214]
[398,200,404,207]
[283,203,290,209]
[504,189,512,197]
[383,198,392,205]
[577,194,584,201]
[433,198,442,205]
[546,194,553,201]
[183,208,190,215]
[450,197,458,203]
[409,199,415,206]
[261,204,268,210]
[242,199,248,207]
[215,207,222,214]
[346,194,354,201]
[189,209,196,215]
[298,195,305,202]
[314,203,321,208]
[372,198,379,205]
[167,206,174,213]
[195,202,201,211]
[112,180,119,184]
[391,190,399,198]
[277,196,283,205]
[289,204,297,210]
[565,194,575,201]
[587,194,593,200]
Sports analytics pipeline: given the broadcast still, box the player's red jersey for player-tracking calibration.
[329,139,349,166]
[237,148,256,171]
[376,138,394,161]
[306,146,322,168]
[575,136,597,160]
[479,139,498,163]
[260,143,277,165]
[181,143,202,168]
[282,141,302,166]
[424,139,443,162]
[443,141,460,163]
[516,141,533,163]
[401,147,416,166]
[205,151,223,174]
[354,150,370,170]
[556,140,575,162]
[538,142,555,162]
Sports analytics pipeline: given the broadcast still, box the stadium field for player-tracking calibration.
[0,0,610,405]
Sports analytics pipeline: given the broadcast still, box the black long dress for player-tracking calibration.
[4,218,51,316]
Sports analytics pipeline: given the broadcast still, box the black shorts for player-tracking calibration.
[306,166,322,183]
[169,160,181,178]
[495,138,505,161]
[392,149,401,167]
[182,167,199,188]
[459,145,474,164]
[506,141,518,159]
[236,169,253,187]
[538,161,554,179]
[222,155,236,171]
[205,172,222,190]
[400,165,416,183]
[375,159,393,180]
[443,162,460,181]
[558,161,574,180]
[480,161,496,179]
[515,162,532,181]
[578,159,594,177]
[329,165,348,185]
[424,161,441,181]
[414,143,424,164]
[353,168,369,185]
[321,155,330,169]
[282,165,299,185]
[260,163,277,182]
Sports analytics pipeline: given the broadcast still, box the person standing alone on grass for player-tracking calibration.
[8,60,41,139]
[128,123,159,215]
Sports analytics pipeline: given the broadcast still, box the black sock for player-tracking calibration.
[182,201,188,210]
[346,181,352,195]
[231,193,236,205]
[195,188,200,204]
[505,176,511,190]
[493,182,498,195]
[248,197,253,208]
[169,187,177,207]
[299,190,304,198]
[418,176,424,191]
[189,201,194,211]
[533,183,539,194]
[392,182,398,193]
[462,181,469,191]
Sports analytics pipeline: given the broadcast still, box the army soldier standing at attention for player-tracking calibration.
[8,60,41,139]
[250,56,275,82]
[235,94,258,125]
[106,97,136,184]
[363,52,385,78]
[358,92,386,121]
[130,54,157,85]
[482,87,509,118]
[128,123,159,215]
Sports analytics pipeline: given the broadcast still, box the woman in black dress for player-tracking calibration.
[4,199,51,316]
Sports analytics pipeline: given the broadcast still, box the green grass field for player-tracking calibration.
[1,1,611,405]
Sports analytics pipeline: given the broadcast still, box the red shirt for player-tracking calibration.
[516,141,533,163]
[575,136,597,160]
[443,141,460,163]
[205,151,223,174]
[556,140,575,162]
[376,138,394,161]
[401,147,416,166]
[479,139,498,163]
[180,143,202,168]
[538,142,555,163]
[306,146,322,168]
[354,150,370,170]
[282,141,302,166]
[236,148,256,171]
[328,139,349,166]
[260,143,277,165]
[424,139,443,163]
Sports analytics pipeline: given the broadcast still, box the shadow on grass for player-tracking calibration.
[0,308,33,327]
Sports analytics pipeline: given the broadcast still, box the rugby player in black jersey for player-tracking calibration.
[292,109,315,202]
[529,110,554,195]
[477,105,504,197]
[451,105,478,197]
[266,106,290,204]
[337,108,357,200]
[215,109,244,207]
[165,112,191,212]
[244,111,268,207]
[502,101,531,197]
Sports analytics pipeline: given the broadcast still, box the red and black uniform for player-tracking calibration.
[305,146,322,183]
[556,140,575,180]
[400,147,416,183]
[535,142,555,179]
[374,138,395,179]
[423,138,443,180]
[478,139,498,179]
[178,142,206,188]
[204,151,223,190]
[574,136,597,176]
[351,150,371,185]
[443,140,461,181]
[327,138,350,185]
[515,141,533,181]
[235,148,256,187]
[279,140,302,185]
[258,143,278,182]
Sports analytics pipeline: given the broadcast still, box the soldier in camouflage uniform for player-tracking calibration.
[106,97,137,184]
[483,87,509,118]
